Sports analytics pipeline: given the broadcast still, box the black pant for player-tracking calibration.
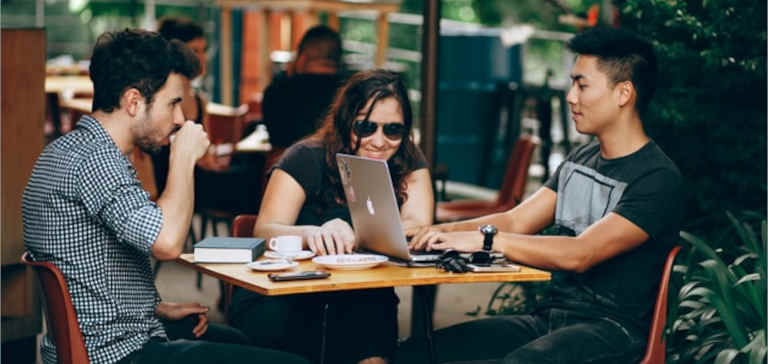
[228,287,399,364]
[396,308,645,364]
[117,317,310,364]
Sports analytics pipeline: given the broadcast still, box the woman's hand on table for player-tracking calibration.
[305,218,356,255]
[155,301,209,338]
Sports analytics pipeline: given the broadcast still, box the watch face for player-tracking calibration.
[480,224,498,235]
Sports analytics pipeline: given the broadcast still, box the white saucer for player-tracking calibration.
[264,250,315,260]
[312,254,388,270]
[247,259,298,271]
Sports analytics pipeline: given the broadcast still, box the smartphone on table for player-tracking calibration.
[466,263,521,273]
[268,271,331,282]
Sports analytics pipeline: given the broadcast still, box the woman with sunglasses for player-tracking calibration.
[227,69,433,364]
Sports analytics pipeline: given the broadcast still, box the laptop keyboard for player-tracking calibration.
[409,250,444,262]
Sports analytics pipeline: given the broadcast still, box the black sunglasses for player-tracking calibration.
[352,120,406,140]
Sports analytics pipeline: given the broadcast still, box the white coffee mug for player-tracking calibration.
[268,235,302,252]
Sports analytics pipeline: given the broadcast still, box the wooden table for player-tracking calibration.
[45,76,93,137]
[176,253,550,295]
[235,129,272,153]
[175,253,550,363]
[59,98,92,114]
[45,75,93,96]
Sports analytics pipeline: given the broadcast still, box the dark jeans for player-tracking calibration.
[396,308,645,364]
[117,316,310,364]
[228,287,399,364]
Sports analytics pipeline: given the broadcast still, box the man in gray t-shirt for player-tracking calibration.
[401,27,683,364]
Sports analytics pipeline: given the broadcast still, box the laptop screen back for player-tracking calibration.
[336,153,412,261]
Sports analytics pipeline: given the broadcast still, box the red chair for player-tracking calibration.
[639,245,682,364]
[436,135,538,222]
[233,214,259,238]
[21,252,90,364]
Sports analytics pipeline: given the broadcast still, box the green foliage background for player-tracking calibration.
[402,0,767,229]
[617,0,767,231]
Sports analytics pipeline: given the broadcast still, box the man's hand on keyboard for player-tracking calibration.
[407,225,444,251]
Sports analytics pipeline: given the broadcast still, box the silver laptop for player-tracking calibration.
[336,153,442,263]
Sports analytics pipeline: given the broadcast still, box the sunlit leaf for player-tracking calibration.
[735,273,761,286]
[674,264,689,274]
[715,348,740,364]
[680,300,705,310]
[734,253,757,267]
[743,330,767,364]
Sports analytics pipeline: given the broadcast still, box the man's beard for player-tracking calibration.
[135,135,162,154]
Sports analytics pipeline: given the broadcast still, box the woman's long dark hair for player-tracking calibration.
[310,69,421,209]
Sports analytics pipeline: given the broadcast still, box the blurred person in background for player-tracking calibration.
[151,17,210,193]
[261,25,346,152]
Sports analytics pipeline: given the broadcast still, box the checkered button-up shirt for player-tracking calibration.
[22,116,167,364]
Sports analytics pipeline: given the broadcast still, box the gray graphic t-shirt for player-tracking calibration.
[541,140,683,334]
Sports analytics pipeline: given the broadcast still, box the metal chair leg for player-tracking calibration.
[213,217,222,237]
[196,271,203,289]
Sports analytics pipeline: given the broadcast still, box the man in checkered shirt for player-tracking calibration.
[22,29,309,364]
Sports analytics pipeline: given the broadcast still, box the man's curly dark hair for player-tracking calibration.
[89,29,173,113]
[168,39,201,80]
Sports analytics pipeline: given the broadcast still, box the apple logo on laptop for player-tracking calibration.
[366,196,376,215]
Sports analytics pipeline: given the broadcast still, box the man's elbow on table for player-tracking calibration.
[152,237,183,261]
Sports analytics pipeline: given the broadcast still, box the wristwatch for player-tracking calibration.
[479,224,498,252]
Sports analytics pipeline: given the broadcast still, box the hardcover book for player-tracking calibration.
[193,237,266,263]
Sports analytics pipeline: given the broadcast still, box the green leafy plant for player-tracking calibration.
[618,0,767,220]
[470,281,548,317]
[668,212,766,364]
[478,226,557,317]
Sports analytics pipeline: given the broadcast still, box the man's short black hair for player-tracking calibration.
[89,29,173,113]
[169,39,201,79]
[567,27,658,117]
[158,17,205,43]
[297,25,342,68]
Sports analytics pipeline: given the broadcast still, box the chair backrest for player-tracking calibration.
[639,245,682,364]
[21,252,90,364]
[496,134,538,207]
[232,214,259,238]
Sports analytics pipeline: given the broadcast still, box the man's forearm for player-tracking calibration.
[441,188,557,235]
[153,155,196,259]
[440,211,514,233]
